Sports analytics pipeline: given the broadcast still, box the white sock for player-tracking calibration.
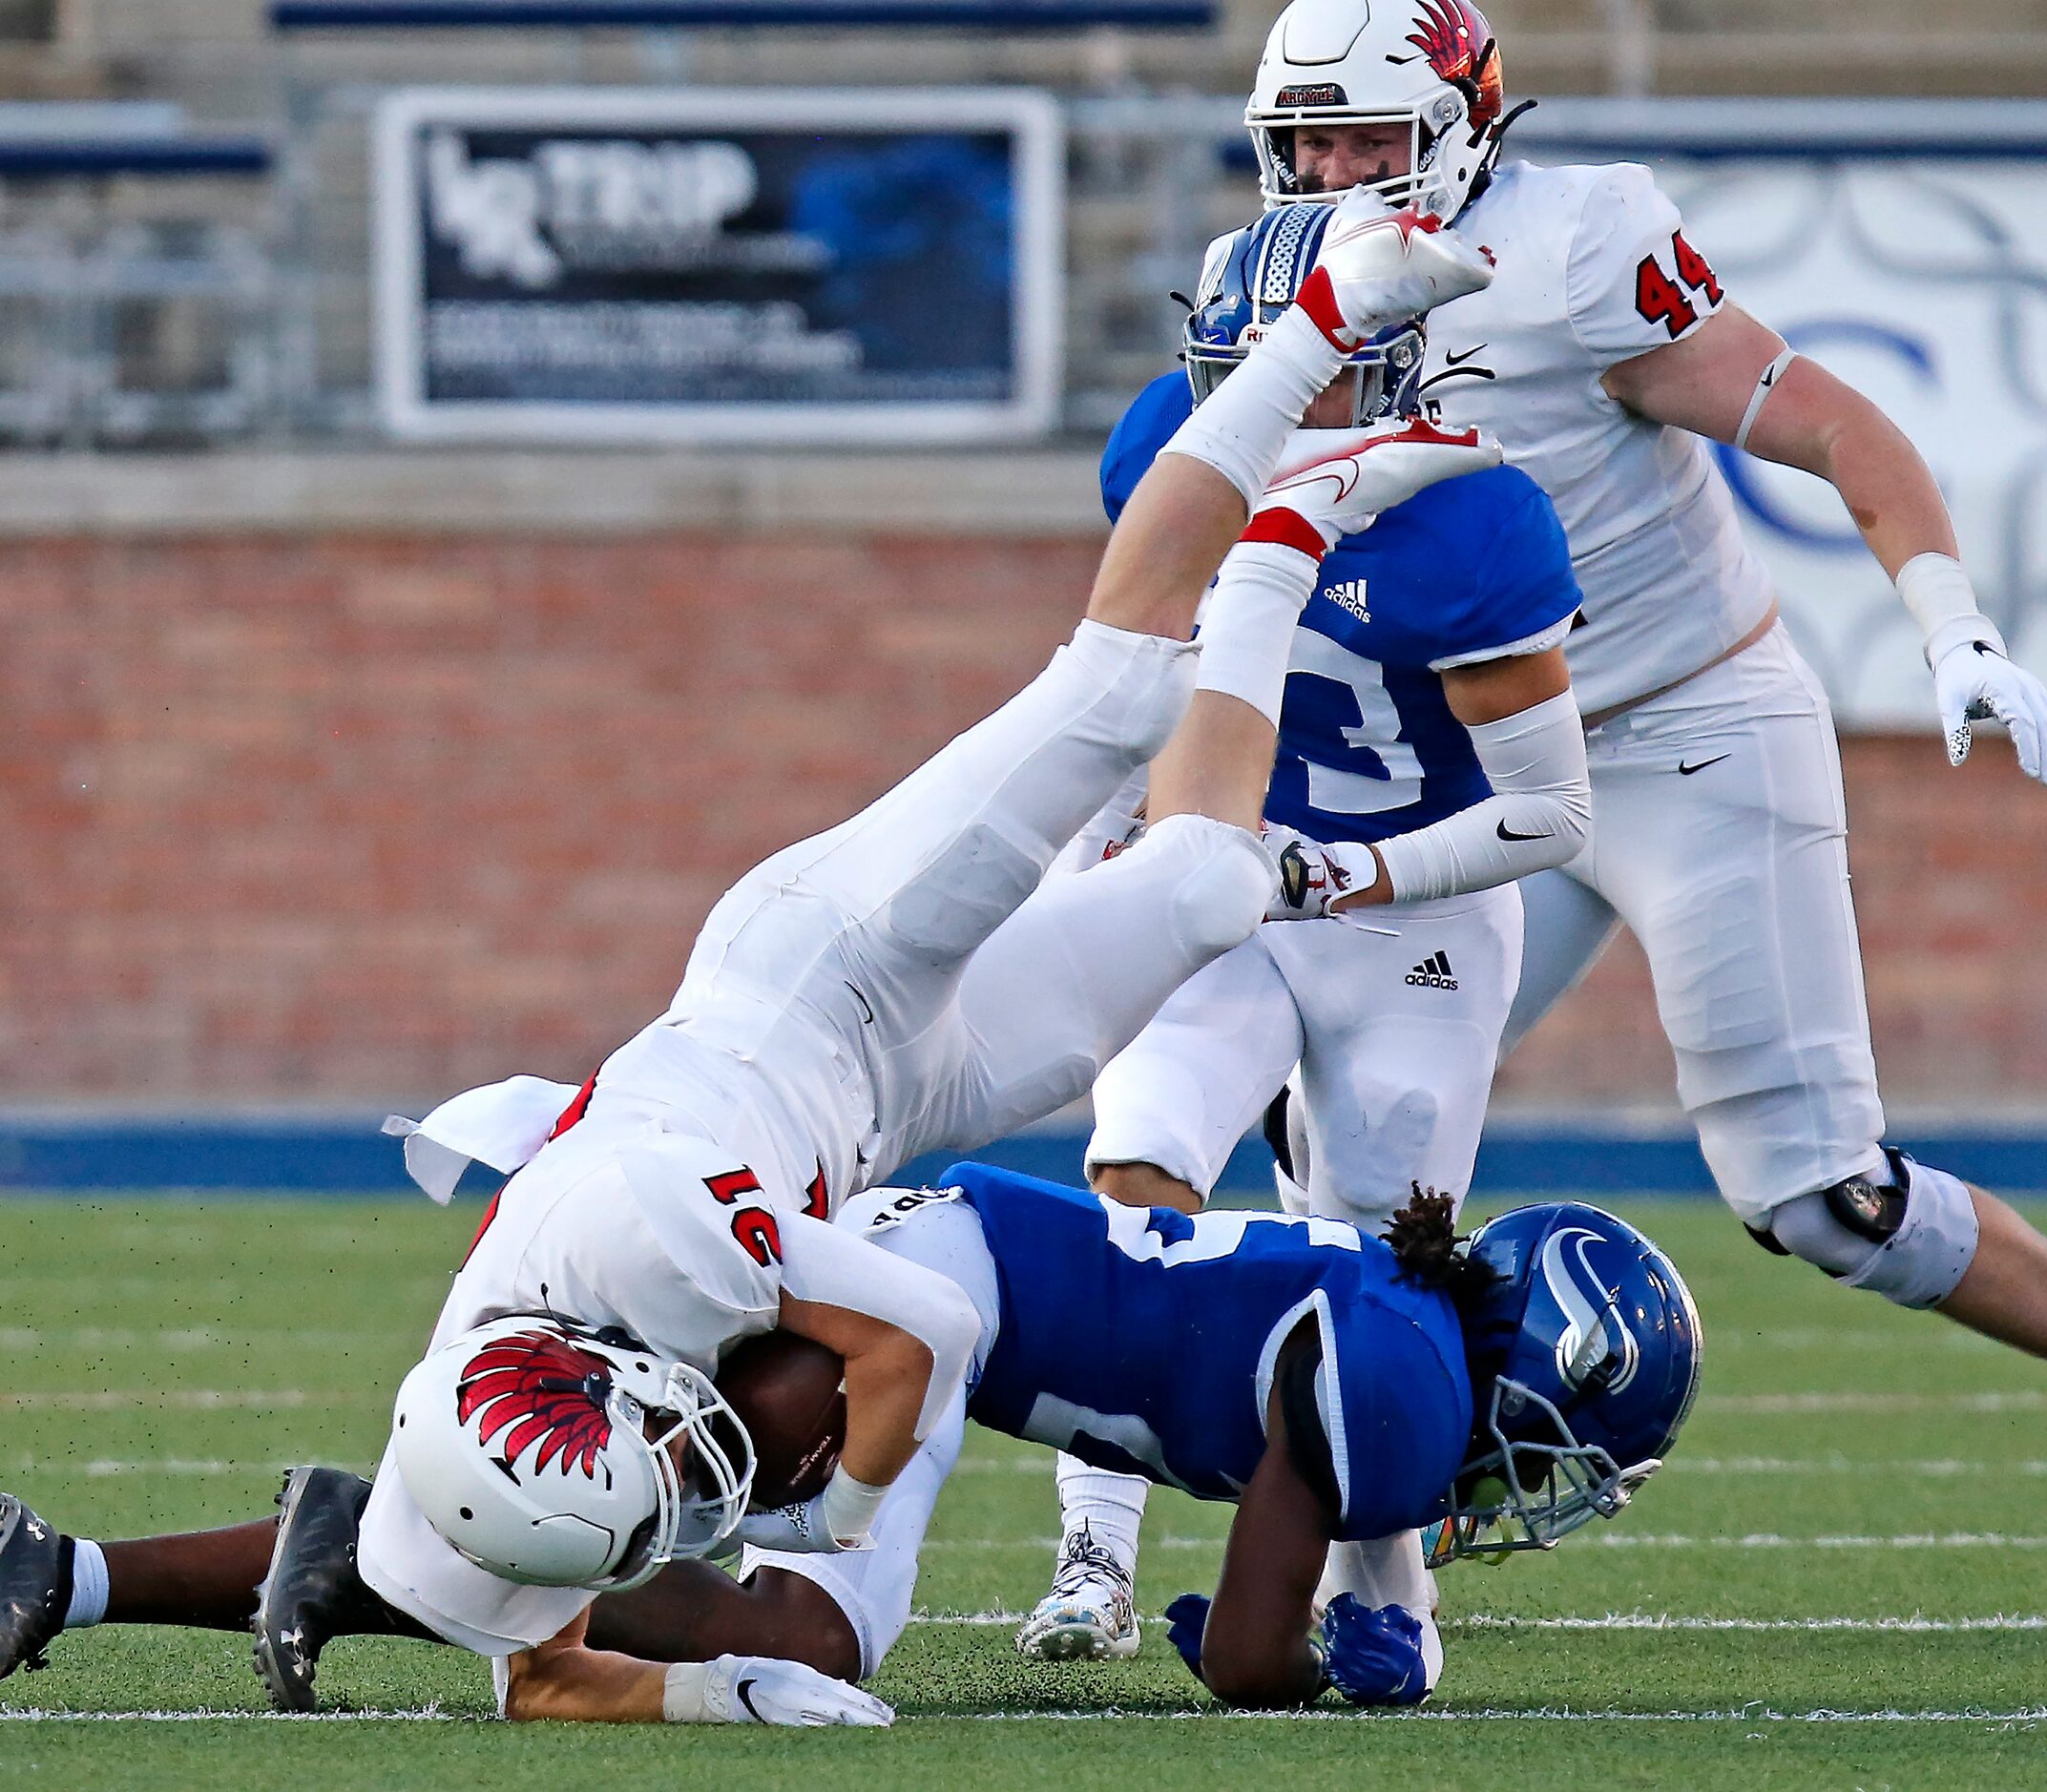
[1055,1455,1148,1580]
[1194,537,1323,726]
[1315,1532,1432,1617]
[63,1537,109,1631]
[1159,305,1346,507]
[1312,1532,1443,1692]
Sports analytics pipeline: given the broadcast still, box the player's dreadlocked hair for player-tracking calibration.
[1382,1184,1498,1309]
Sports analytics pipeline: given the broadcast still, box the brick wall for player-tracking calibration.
[5,531,2042,1108]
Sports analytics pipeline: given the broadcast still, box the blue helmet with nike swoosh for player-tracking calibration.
[1430,1201,1702,1565]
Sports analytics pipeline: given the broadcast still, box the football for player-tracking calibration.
[717,1330,848,1508]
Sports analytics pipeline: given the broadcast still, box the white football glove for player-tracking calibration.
[1263,823,1364,920]
[1262,418,1504,547]
[1297,188,1496,346]
[1929,617,2047,781]
[688,1655,894,1728]
[730,1490,867,1555]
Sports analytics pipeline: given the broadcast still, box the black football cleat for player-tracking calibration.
[0,1493,71,1681]
[254,1466,431,1713]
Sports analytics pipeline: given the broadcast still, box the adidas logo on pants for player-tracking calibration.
[1405,950,1458,990]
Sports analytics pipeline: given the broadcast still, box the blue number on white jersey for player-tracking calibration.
[947,1161,1473,1541]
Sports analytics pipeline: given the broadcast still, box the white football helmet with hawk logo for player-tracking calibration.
[389,1314,754,1590]
[1246,0,1512,222]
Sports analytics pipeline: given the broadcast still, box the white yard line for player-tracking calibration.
[1447,1614,2047,1633]
[0,1390,365,1410]
[4,1458,328,1479]
[15,1452,2044,1480]
[905,1611,2047,1632]
[958,1707,2047,1724]
[12,1389,2034,1414]
[0,1328,383,1349]
[949,1454,2047,1477]
[5,1706,2036,1725]
[1588,1532,2047,1550]
[15,1450,2044,1479]
[0,1709,460,1723]
[1676,1456,2047,1476]
[1713,1328,2000,1352]
[922,1532,2047,1551]
[1700,1390,2045,1413]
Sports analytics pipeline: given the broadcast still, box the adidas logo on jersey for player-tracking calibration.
[1406,951,1458,990]
[1324,578,1369,622]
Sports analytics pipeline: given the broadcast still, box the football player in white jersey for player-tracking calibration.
[1243,0,2047,1347]
[1018,0,2047,1669]
[0,205,1497,1725]
[1020,204,1594,1666]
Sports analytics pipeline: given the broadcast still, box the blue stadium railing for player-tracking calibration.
[272,2,1214,29]
[7,1115,2047,1197]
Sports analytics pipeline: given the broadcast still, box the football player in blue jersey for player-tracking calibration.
[686,1171,1700,1711]
[0,1173,1702,1716]
[560,1171,1700,1710]
[1031,201,1596,1668]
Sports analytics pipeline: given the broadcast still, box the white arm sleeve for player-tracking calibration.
[777,1214,980,1442]
[1372,690,1592,903]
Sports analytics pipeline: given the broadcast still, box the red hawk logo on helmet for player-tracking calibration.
[455,1327,616,1481]
[1409,0,1503,131]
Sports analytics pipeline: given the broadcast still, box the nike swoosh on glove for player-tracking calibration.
[1319,1594,1432,1706]
[1163,1593,1211,1686]
[730,1491,868,1555]
[1259,418,1504,549]
[704,1655,894,1727]
[1294,188,1496,347]
[1931,625,2047,781]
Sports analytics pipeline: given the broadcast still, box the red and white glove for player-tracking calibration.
[1249,417,1505,552]
[1295,188,1496,348]
[1263,823,1361,920]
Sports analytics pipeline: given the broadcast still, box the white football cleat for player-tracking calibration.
[1295,188,1495,345]
[1261,418,1504,547]
[1014,1523,1140,1662]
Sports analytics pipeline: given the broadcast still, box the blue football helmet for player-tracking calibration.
[1183,203,1425,428]
[1430,1201,1703,1566]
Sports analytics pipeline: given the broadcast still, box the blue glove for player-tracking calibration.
[1318,1594,1431,1706]
[1163,1593,1211,1686]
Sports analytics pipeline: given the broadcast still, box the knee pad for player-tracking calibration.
[1750,1150,1980,1309]
[1143,814,1277,961]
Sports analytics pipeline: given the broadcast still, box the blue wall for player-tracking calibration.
[2,1115,2041,1198]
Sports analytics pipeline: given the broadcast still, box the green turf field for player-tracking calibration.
[1,1194,2043,1788]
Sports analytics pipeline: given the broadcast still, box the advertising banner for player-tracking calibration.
[374,86,1062,444]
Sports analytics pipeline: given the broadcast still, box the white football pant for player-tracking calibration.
[1087,885,1521,1226]
[1060,880,1519,1652]
[606,617,1276,1203]
[1503,623,1889,1221]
